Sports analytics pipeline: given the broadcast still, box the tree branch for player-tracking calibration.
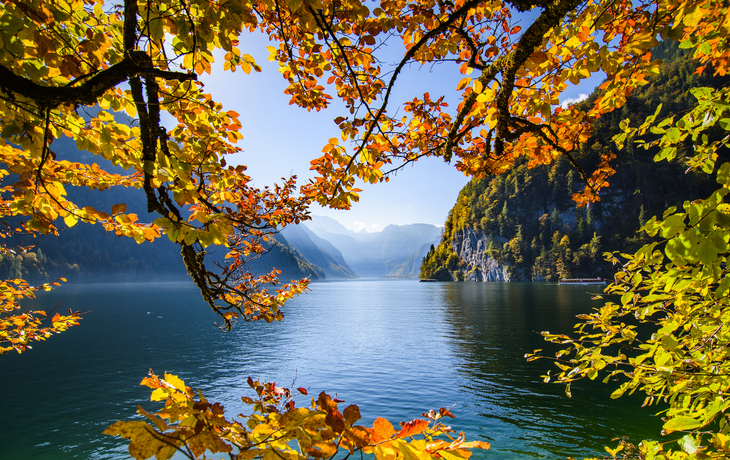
[443,0,584,161]
[0,53,195,110]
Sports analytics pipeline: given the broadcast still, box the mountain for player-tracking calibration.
[420,41,730,282]
[304,216,442,278]
[304,215,352,236]
[279,225,357,278]
[0,137,191,283]
[299,226,350,269]
[0,137,324,284]
[387,236,441,279]
[249,233,324,281]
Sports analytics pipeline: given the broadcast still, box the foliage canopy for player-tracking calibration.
[420,42,730,283]
[1,0,729,457]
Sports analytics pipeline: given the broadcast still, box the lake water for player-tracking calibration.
[0,280,663,459]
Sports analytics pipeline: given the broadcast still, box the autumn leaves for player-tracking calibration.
[104,371,490,460]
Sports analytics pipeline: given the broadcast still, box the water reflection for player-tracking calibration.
[435,282,662,458]
[0,280,664,460]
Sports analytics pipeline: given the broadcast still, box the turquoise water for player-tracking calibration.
[0,280,662,459]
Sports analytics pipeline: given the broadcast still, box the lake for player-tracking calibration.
[0,280,663,459]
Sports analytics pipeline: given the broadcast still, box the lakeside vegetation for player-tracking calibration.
[2,0,729,458]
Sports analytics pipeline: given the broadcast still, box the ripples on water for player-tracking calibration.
[0,280,662,459]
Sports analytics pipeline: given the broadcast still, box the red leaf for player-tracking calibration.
[297,387,308,395]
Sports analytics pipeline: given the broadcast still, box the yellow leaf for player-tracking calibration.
[111,203,127,215]
[64,214,79,228]
[150,388,168,401]
[456,77,472,91]
[565,35,582,49]
[164,372,187,392]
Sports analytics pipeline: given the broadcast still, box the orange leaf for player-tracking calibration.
[343,404,361,425]
[461,441,491,450]
[370,417,395,442]
[397,419,429,438]
[439,407,456,418]
[344,426,370,450]
[305,442,338,458]
[318,392,345,433]
[456,77,472,91]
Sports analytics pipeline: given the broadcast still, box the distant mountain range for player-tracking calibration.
[1,137,441,283]
[301,216,441,279]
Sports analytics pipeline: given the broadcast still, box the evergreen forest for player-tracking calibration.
[421,41,730,282]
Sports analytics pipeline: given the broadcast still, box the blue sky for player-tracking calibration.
[201,32,604,232]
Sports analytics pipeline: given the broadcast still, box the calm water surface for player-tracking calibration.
[0,280,662,459]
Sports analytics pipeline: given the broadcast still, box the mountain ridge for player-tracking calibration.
[303,217,442,278]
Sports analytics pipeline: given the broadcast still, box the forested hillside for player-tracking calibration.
[421,42,730,281]
[0,137,325,283]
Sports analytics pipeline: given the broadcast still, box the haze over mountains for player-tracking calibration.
[0,142,442,282]
[297,216,442,279]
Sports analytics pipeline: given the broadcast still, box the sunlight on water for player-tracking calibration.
[0,280,662,459]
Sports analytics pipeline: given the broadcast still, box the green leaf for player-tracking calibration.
[661,335,679,350]
[678,434,698,454]
[610,382,630,399]
[661,214,686,238]
[717,163,730,185]
[665,240,687,266]
[148,17,165,41]
[663,416,703,433]
[153,217,172,228]
[696,238,719,265]
[1,123,20,138]
[699,41,712,55]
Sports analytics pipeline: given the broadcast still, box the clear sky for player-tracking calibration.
[200,32,604,232]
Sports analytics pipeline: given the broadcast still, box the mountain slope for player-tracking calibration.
[421,41,730,282]
[300,225,351,269]
[1,137,325,284]
[280,225,357,278]
[387,237,440,279]
[305,217,442,278]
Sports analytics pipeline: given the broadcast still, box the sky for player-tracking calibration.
[200,30,604,233]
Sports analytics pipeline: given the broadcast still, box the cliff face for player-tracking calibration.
[450,228,512,281]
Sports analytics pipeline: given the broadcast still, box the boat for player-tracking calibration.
[419,279,438,282]
[558,278,606,285]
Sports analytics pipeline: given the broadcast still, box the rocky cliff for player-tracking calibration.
[450,228,512,281]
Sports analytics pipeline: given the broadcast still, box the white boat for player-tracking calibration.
[558,278,606,285]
